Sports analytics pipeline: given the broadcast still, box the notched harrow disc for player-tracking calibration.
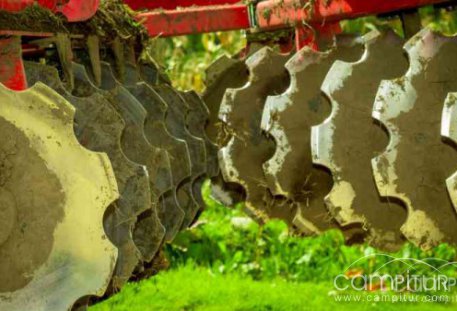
[123,64,195,231]
[71,62,169,257]
[372,29,457,248]
[120,62,196,237]
[261,35,364,235]
[442,93,457,211]
[24,61,151,290]
[312,30,409,250]
[138,58,172,86]
[99,62,174,204]
[218,47,291,221]
[182,90,218,210]
[203,55,249,145]
[203,55,249,207]
[0,83,118,311]
[153,85,206,228]
[185,91,219,180]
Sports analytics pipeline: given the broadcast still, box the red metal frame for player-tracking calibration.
[124,0,241,11]
[294,22,341,50]
[0,0,99,22]
[256,0,452,29]
[0,0,55,12]
[0,0,99,91]
[138,4,251,37]
[0,0,455,91]
[135,0,454,37]
[58,0,100,22]
[0,37,27,91]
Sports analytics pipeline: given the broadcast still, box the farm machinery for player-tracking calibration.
[1,0,457,310]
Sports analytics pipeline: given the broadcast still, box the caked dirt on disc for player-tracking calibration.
[0,117,64,292]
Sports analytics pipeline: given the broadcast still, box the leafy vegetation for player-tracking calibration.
[91,265,457,311]
[165,183,457,282]
[92,184,457,310]
[146,32,246,92]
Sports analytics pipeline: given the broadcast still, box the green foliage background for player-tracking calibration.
[146,6,457,92]
[167,182,457,282]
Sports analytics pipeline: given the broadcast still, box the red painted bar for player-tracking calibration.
[58,0,100,22]
[0,0,98,22]
[0,0,50,11]
[0,37,27,90]
[257,0,452,29]
[124,0,241,11]
[137,4,251,37]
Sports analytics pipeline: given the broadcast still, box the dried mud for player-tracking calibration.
[0,116,65,292]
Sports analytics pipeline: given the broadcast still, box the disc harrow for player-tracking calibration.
[3,0,457,309]
[261,35,364,235]
[24,61,152,290]
[71,62,171,260]
[123,63,198,230]
[213,27,457,250]
[218,47,291,222]
[181,90,220,211]
[442,93,457,211]
[373,28,457,249]
[203,55,249,207]
[152,84,208,228]
[0,83,118,310]
[312,30,409,250]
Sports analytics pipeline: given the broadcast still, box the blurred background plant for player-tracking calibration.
[143,6,457,92]
[166,182,457,283]
[145,31,246,92]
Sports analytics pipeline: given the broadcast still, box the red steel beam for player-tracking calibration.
[0,0,99,22]
[0,37,27,90]
[257,0,453,29]
[58,0,100,22]
[137,4,251,37]
[124,0,241,11]
[0,0,55,11]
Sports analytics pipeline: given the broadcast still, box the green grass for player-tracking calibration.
[91,264,457,311]
[165,182,457,283]
[90,183,457,310]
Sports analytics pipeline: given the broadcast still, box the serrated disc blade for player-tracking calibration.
[97,63,181,244]
[184,91,219,179]
[218,47,290,220]
[209,174,246,207]
[182,91,219,211]
[139,58,172,86]
[0,83,118,311]
[261,36,364,235]
[24,61,151,290]
[202,55,249,207]
[71,62,173,251]
[262,36,363,197]
[372,29,457,248]
[119,62,199,227]
[123,62,200,235]
[442,93,457,210]
[203,55,249,145]
[153,85,206,228]
[171,91,207,223]
[125,79,196,232]
[312,30,409,250]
